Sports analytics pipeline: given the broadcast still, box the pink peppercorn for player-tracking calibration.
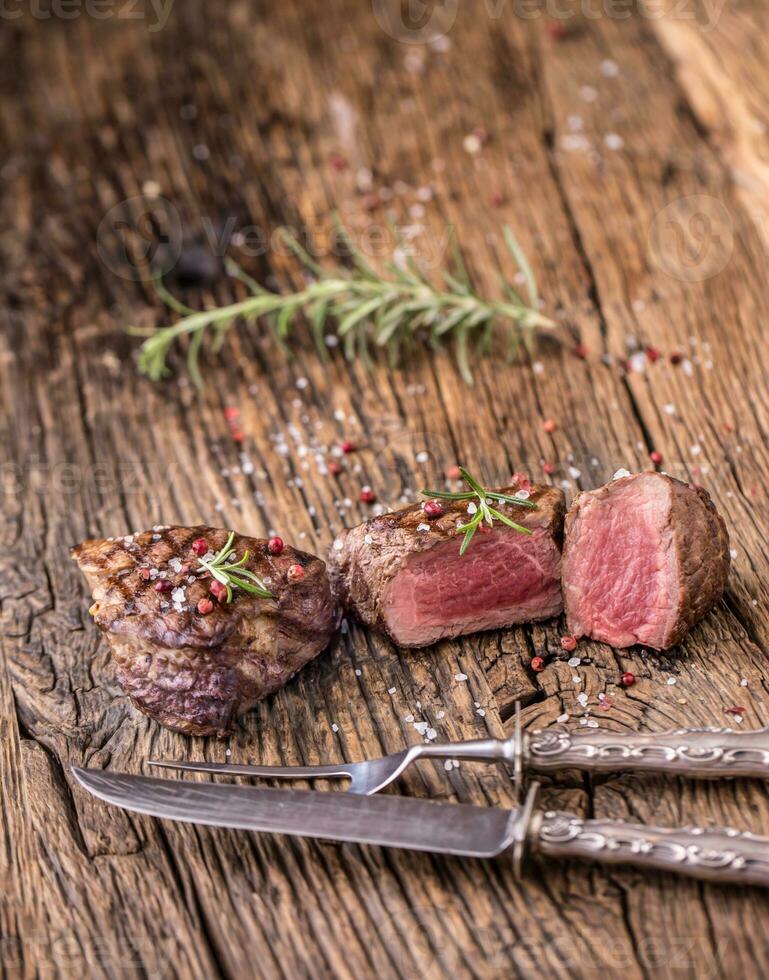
[560,635,577,652]
[155,579,172,593]
[650,450,663,465]
[512,472,531,492]
[287,563,305,583]
[423,500,444,519]
[268,536,284,556]
[446,465,462,480]
[360,487,376,504]
[209,579,228,602]
[191,537,209,556]
[545,20,568,40]
[669,351,684,365]
[197,598,214,615]
[140,568,151,581]
[340,440,357,454]
[327,460,343,476]
[621,672,636,687]
[574,344,588,359]
[543,462,556,475]
[543,418,556,433]
[531,656,545,673]
[646,347,661,363]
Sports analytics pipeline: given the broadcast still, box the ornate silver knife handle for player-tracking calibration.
[525,726,769,779]
[530,809,769,886]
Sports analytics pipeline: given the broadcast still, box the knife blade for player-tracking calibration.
[71,767,521,857]
[72,768,769,887]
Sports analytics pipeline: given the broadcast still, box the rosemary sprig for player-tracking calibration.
[421,467,536,556]
[135,223,556,386]
[197,531,274,602]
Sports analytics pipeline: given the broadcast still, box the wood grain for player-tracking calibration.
[2,1,769,977]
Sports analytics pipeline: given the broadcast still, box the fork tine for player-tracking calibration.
[147,760,354,780]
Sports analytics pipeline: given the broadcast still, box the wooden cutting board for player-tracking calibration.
[2,2,769,977]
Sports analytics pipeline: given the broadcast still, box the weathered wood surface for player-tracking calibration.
[2,1,769,977]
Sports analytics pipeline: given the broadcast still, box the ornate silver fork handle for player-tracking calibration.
[526,726,769,778]
[530,809,769,886]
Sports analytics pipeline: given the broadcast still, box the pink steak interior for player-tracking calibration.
[564,476,679,649]
[383,527,562,647]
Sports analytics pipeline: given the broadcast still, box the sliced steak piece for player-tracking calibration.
[328,485,565,648]
[72,525,337,735]
[562,473,730,650]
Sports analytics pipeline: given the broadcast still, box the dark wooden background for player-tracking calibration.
[3,1,769,977]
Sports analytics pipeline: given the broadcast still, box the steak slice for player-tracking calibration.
[72,525,337,735]
[562,473,730,650]
[328,485,565,648]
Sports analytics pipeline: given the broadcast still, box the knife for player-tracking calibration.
[71,768,769,887]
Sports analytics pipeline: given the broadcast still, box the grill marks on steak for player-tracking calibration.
[562,473,730,650]
[72,525,337,735]
[329,485,565,647]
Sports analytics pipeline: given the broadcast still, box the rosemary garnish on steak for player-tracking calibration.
[421,468,536,556]
[197,531,274,602]
[136,223,555,386]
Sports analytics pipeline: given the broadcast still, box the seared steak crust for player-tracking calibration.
[72,525,337,735]
[563,474,730,650]
[328,485,565,647]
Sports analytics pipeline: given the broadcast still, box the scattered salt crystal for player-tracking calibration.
[414,721,429,735]
[740,678,749,687]
[577,692,588,707]
[404,713,414,723]
[169,557,183,573]
[628,351,646,373]
[532,361,544,375]
[556,713,570,723]
[664,403,676,415]
[735,714,744,724]
[296,377,309,389]
[600,59,619,77]
[467,501,478,515]
[604,133,624,151]
[364,533,373,545]
[567,657,581,667]
[417,523,431,532]
[331,723,339,733]
[452,760,460,769]
[730,549,738,560]
[682,359,694,376]
[355,669,362,676]
[415,451,429,463]
[568,466,581,480]
[436,710,445,719]
[580,717,589,726]
[573,675,581,684]
[580,85,598,102]
[667,677,677,686]
[567,114,583,131]
[425,728,438,741]
[444,760,453,771]
[333,538,344,551]
[690,444,701,456]
[613,468,631,480]
[388,687,396,695]
[463,133,482,155]
[477,708,486,717]
[514,489,530,500]
[587,719,599,729]
[454,672,468,682]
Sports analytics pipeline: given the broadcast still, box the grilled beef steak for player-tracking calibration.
[72,526,337,735]
[328,485,565,647]
[562,473,730,650]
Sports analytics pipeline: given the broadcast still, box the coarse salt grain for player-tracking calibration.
[667,677,677,685]
[454,672,468,682]
[557,713,570,723]
[567,657,581,667]
[388,687,396,695]
[331,723,339,732]
[613,468,631,480]
[417,523,431,532]
[577,692,588,706]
